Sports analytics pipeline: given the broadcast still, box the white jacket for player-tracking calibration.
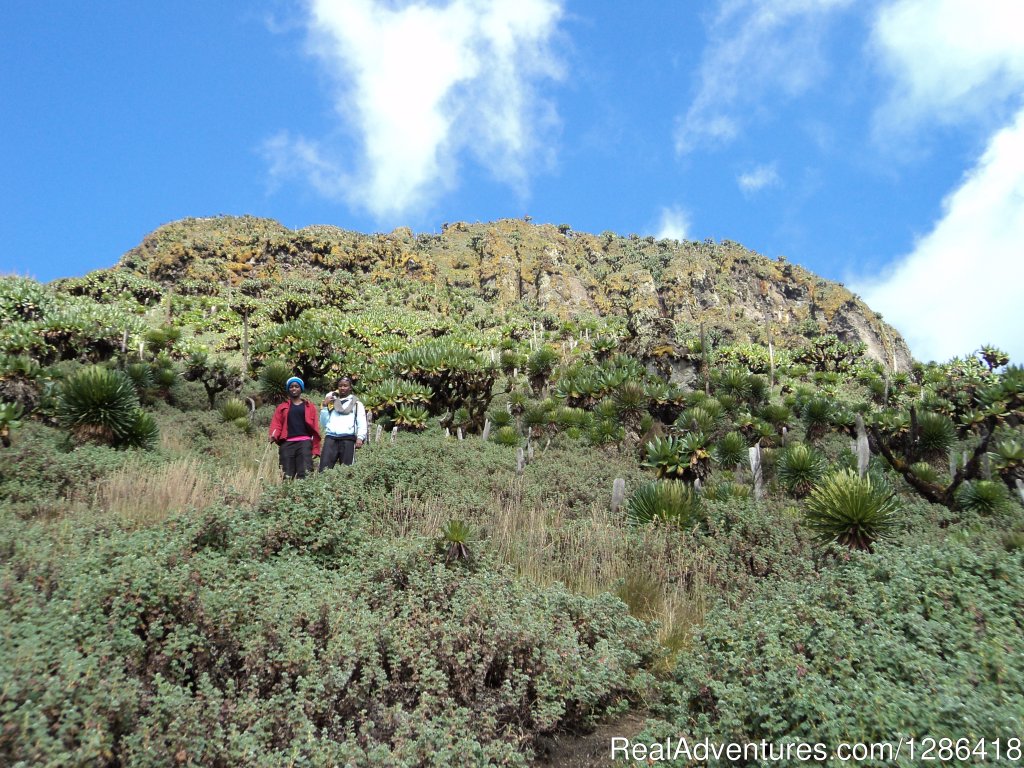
[319,395,368,441]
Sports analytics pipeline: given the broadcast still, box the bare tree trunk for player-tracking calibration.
[749,445,764,500]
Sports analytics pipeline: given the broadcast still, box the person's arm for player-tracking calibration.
[269,405,283,442]
[308,401,322,457]
[355,402,368,445]
[319,391,335,429]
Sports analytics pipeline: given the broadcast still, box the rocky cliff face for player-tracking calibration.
[116,215,914,370]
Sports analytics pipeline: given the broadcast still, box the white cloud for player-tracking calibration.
[738,163,780,193]
[675,0,855,154]
[655,206,691,241]
[870,0,1024,132]
[855,0,1024,363]
[267,0,564,219]
[855,106,1024,363]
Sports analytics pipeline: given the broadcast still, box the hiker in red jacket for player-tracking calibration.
[268,376,321,479]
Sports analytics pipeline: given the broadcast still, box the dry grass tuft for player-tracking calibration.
[96,458,212,527]
[94,439,285,527]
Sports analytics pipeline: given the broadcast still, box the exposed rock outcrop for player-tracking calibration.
[115,215,914,370]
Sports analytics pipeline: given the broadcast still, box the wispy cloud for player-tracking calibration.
[266,0,564,219]
[675,0,855,154]
[856,106,1024,363]
[870,0,1024,134]
[738,163,780,193]
[856,0,1024,363]
[654,206,691,241]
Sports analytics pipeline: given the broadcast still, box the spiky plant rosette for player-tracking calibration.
[121,408,160,450]
[676,406,718,435]
[801,396,835,441]
[714,431,747,468]
[627,480,702,529]
[257,361,294,404]
[491,425,521,447]
[124,362,155,392]
[909,461,941,485]
[776,443,828,497]
[439,519,476,563]
[219,397,249,422]
[613,381,649,424]
[915,411,957,459]
[486,408,514,429]
[956,480,1009,515]
[57,365,142,446]
[393,404,429,431]
[702,480,751,502]
[803,469,901,551]
[587,418,624,447]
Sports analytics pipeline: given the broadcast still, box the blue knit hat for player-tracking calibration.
[285,376,304,392]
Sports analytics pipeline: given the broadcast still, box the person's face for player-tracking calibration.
[288,383,303,399]
[336,379,353,396]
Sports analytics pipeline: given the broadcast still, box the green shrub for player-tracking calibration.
[689,498,819,596]
[0,482,658,766]
[0,422,133,509]
[651,540,1024,758]
[0,275,56,321]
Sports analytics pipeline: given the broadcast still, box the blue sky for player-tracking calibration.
[2,0,1022,364]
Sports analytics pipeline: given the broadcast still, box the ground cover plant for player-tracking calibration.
[2,221,1023,766]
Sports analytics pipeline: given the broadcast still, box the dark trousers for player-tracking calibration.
[320,435,356,471]
[279,440,313,479]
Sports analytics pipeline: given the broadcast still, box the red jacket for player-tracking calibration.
[269,399,322,457]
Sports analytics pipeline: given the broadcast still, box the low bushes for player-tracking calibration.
[0,473,659,767]
[647,539,1024,761]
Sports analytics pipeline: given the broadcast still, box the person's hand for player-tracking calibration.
[355,439,364,449]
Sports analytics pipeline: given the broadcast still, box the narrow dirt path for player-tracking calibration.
[533,711,649,767]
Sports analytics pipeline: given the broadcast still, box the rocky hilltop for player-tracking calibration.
[116,215,912,370]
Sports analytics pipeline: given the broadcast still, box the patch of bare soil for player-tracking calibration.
[532,711,649,768]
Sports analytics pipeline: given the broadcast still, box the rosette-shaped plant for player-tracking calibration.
[803,470,900,551]
[57,366,158,449]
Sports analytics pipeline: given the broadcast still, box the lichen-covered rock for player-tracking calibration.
[113,215,915,370]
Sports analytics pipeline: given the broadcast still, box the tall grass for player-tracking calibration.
[96,458,212,527]
[365,478,713,653]
[94,441,281,527]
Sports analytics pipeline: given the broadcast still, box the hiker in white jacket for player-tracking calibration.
[319,375,368,470]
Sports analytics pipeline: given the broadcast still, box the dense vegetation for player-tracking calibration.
[1,219,1022,766]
